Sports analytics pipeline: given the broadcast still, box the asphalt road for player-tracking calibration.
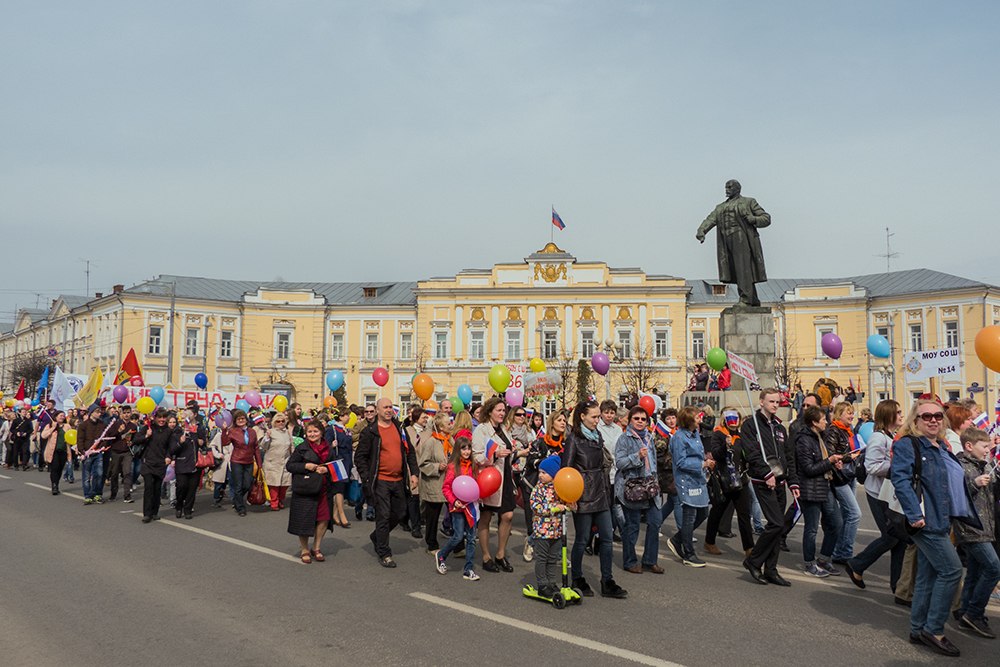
[1,469,996,666]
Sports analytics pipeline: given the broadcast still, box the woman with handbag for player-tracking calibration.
[260,413,294,511]
[473,397,519,573]
[562,400,627,599]
[825,402,863,564]
[286,419,335,564]
[222,410,259,517]
[615,405,664,574]
[704,409,755,557]
[667,406,715,568]
[795,406,845,578]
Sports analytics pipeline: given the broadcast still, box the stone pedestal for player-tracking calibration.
[719,305,775,391]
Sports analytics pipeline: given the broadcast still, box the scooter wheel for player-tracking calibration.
[551,592,566,609]
[572,587,584,600]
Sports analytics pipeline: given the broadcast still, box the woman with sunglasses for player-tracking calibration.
[846,400,906,592]
[615,405,664,574]
[704,408,755,557]
[260,412,294,511]
[890,399,976,657]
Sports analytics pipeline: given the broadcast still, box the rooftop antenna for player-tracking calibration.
[875,227,900,273]
[80,258,97,296]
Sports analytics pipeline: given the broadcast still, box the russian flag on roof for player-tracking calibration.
[552,208,566,230]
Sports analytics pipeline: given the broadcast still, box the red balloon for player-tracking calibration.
[477,466,502,498]
[638,395,656,417]
[372,367,389,387]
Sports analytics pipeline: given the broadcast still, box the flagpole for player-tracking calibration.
[550,205,554,244]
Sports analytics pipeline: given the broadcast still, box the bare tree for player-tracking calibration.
[774,309,801,389]
[616,343,662,397]
[8,352,51,396]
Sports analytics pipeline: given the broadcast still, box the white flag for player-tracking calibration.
[51,366,77,410]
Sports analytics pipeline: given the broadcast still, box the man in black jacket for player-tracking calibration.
[739,388,798,586]
[355,398,418,568]
[10,407,34,470]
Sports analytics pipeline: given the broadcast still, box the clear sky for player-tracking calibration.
[2,1,998,321]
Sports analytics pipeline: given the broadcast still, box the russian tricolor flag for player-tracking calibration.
[851,432,866,452]
[333,421,348,435]
[973,412,989,430]
[653,420,670,439]
[392,405,401,418]
[328,459,349,481]
[552,208,566,230]
[485,438,498,460]
[464,501,480,528]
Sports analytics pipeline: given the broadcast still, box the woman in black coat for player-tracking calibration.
[795,405,845,577]
[169,405,206,520]
[286,420,334,563]
[133,408,180,523]
[562,400,626,599]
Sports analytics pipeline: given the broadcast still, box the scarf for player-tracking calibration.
[432,430,452,458]
[542,431,565,454]
[713,425,740,446]
[456,458,475,478]
[308,437,330,463]
[581,425,600,442]
[626,425,650,445]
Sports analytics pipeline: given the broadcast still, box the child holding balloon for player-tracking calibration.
[530,455,577,597]
[436,436,481,581]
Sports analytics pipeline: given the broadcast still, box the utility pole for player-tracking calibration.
[80,258,97,297]
[876,227,900,273]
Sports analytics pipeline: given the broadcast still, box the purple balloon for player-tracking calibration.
[505,388,524,408]
[244,390,262,408]
[821,332,843,360]
[221,409,233,428]
[453,474,480,503]
[112,385,129,404]
[591,351,610,376]
[164,463,176,483]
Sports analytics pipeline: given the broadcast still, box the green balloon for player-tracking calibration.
[449,396,465,412]
[488,364,512,393]
[706,347,728,372]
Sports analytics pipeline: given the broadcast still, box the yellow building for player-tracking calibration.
[3,244,999,414]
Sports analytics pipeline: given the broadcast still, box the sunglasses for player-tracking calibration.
[514,412,525,417]
[631,416,648,422]
[917,412,945,422]
[460,445,472,450]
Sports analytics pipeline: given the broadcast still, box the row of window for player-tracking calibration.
[871,321,958,354]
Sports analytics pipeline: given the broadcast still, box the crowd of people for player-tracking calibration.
[3,388,999,658]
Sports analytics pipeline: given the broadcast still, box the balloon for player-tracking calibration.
[149,386,166,404]
[591,352,610,376]
[457,384,473,406]
[453,475,481,503]
[529,357,546,373]
[372,367,389,387]
[136,396,156,415]
[858,421,875,444]
[244,390,262,408]
[974,325,1000,373]
[235,399,250,412]
[194,372,208,389]
[164,463,175,483]
[272,395,289,412]
[31,399,40,406]
[477,467,502,498]
[214,412,226,428]
[346,413,357,429]
[113,385,129,404]
[325,370,345,392]
[423,399,439,413]
[554,467,584,503]
[488,364,512,393]
[412,373,434,401]
[821,332,843,360]
[64,429,77,446]
[129,376,144,387]
[322,395,337,408]
[866,334,890,359]
[638,395,656,417]
[652,394,663,413]
[449,396,465,413]
[706,347,728,372]
[3,399,13,407]
[505,387,524,408]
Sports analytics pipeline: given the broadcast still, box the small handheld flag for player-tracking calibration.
[851,432,866,452]
[790,498,803,527]
[552,208,566,231]
[972,412,989,430]
[463,500,480,528]
[328,459,349,482]
[392,405,401,418]
[333,421,348,435]
[485,438,498,461]
[653,420,670,439]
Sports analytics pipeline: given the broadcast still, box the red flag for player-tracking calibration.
[14,379,25,401]
[114,348,144,386]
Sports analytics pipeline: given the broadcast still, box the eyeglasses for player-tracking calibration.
[460,445,472,450]
[514,412,525,417]
[631,416,648,422]
[917,412,945,422]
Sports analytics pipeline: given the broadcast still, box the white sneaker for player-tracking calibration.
[434,551,448,575]
[463,569,481,581]
[523,542,534,562]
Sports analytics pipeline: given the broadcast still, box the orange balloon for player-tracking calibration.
[323,395,338,408]
[553,467,584,503]
[412,373,435,401]
[975,325,1000,373]
[423,399,439,412]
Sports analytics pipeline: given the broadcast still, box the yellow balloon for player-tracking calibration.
[64,429,78,446]
[529,357,546,373]
[272,395,289,412]
[136,396,156,415]
[346,413,357,429]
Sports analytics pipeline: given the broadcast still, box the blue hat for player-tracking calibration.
[539,455,562,479]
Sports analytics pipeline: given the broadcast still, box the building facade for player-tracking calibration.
[3,243,999,413]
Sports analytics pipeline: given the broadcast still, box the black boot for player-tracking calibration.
[600,578,628,599]
[51,483,60,496]
[573,577,594,597]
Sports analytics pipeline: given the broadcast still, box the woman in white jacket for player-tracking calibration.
[209,430,233,508]
[260,414,294,511]
[472,397,522,573]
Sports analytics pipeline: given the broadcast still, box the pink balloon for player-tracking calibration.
[821,332,843,360]
[505,387,524,407]
[113,385,129,404]
[372,367,389,387]
[591,351,610,376]
[244,390,262,408]
[453,474,480,503]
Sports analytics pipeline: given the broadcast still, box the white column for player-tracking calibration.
[564,306,573,353]
[527,306,537,357]
[454,306,464,359]
[601,305,611,342]
[491,307,500,360]
[638,305,647,350]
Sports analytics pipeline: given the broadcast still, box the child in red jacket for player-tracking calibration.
[436,436,480,580]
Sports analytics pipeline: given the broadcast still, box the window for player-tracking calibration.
[712,284,727,296]
[364,393,376,406]
[816,327,834,357]
[654,331,669,358]
[877,391,889,402]
[366,333,379,360]
[911,391,923,401]
[219,330,233,358]
[469,331,485,360]
[330,333,344,359]
[400,332,413,359]
[544,399,557,416]
[506,330,522,361]
[947,390,960,402]
[399,394,410,408]
[147,326,162,355]
[691,331,705,359]
[276,332,291,360]
[944,321,959,349]
[909,324,923,352]
[472,393,483,403]
[185,328,199,356]
[618,330,632,359]
[581,331,595,359]
[542,331,558,359]
[876,326,889,340]
[434,331,448,360]
[363,287,377,298]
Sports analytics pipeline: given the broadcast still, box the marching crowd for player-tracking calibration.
[3,388,999,658]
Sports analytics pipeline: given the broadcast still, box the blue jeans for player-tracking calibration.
[910,531,963,636]
[831,482,861,560]
[622,503,663,569]
[676,504,708,559]
[848,494,906,591]
[230,463,253,512]
[747,484,765,532]
[958,541,1000,621]
[800,490,843,563]
[81,456,104,499]
[438,510,477,575]
[571,510,614,583]
[63,459,75,482]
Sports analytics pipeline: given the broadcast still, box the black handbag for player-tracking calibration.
[624,474,660,503]
[292,471,323,496]
[707,472,725,505]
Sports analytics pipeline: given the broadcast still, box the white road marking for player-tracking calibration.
[0,473,12,479]
[134,513,302,564]
[409,591,685,667]
[25,481,85,501]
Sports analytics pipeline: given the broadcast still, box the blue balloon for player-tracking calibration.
[858,421,875,445]
[194,372,208,389]
[31,398,40,407]
[457,384,473,406]
[235,399,250,412]
[866,334,890,358]
[150,386,166,404]
[326,370,344,392]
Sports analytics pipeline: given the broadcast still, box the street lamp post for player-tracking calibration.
[599,337,623,402]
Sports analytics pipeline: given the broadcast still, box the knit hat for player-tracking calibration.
[539,454,562,479]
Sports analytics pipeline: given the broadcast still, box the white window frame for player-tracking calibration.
[330,332,345,360]
[184,328,199,357]
[909,324,923,352]
[147,325,162,355]
[815,326,835,357]
[275,330,292,361]
[618,330,632,359]
[691,331,705,359]
[219,330,233,358]
[400,332,413,360]
[506,329,522,362]
[365,333,379,361]
[434,331,448,360]
[944,321,959,349]
[654,330,670,359]
[542,330,558,359]
[580,331,595,359]
[469,330,485,360]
